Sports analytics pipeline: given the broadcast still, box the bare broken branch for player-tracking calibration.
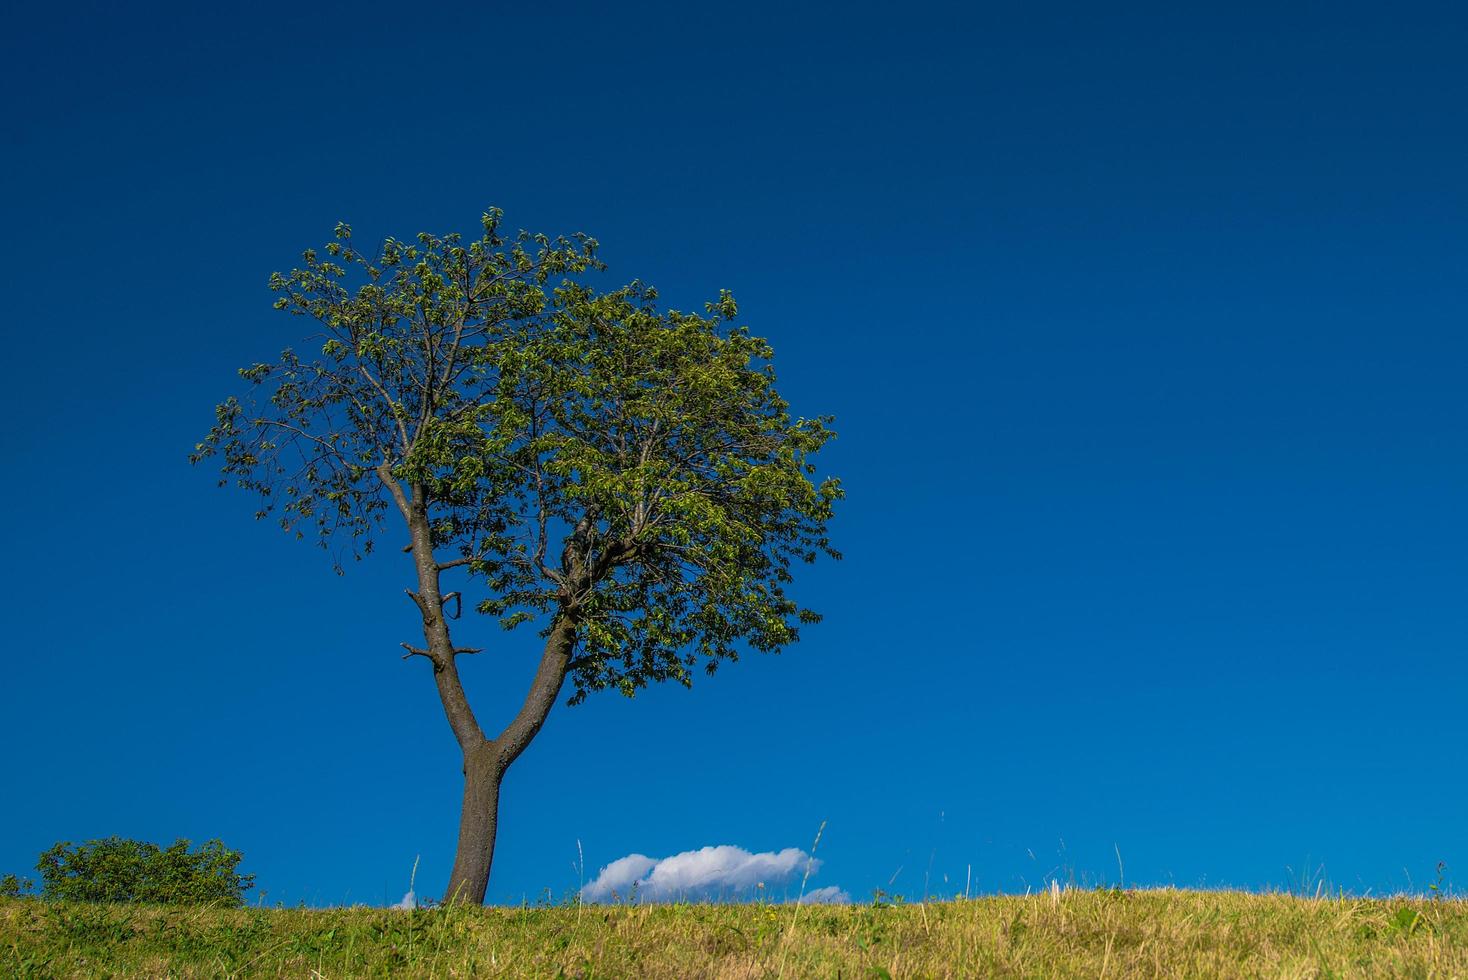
[400,642,446,674]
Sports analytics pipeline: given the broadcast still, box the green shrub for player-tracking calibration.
[35,837,253,905]
[0,873,35,898]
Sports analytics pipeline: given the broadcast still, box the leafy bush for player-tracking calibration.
[0,873,35,898]
[35,838,253,905]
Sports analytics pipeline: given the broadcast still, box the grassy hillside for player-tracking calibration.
[3,890,1465,978]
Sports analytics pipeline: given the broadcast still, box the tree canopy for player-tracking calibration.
[195,210,841,704]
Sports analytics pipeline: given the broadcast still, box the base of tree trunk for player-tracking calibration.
[443,746,503,905]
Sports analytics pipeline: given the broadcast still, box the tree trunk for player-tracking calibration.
[443,742,503,905]
[440,615,579,904]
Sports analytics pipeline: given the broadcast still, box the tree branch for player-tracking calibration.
[354,361,410,452]
[491,612,578,768]
[377,463,412,521]
[400,643,442,672]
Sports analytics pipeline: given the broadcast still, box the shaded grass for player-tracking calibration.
[3,890,1466,977]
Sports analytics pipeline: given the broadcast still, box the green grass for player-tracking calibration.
[4,890,1466,977]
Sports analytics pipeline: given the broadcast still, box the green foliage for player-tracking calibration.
[192,210,600,571]
[459,276,842,701]
[1390,906,1428,937]
[34,838,253,906]
[0,874,34,898]
[195,210,841,703]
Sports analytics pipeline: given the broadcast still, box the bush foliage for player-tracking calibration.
[32,838,253,906]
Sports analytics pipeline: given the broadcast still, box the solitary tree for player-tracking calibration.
[194,211,841,903]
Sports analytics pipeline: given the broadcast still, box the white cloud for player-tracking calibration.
[582,844,842,903]
[582,853,659,900]
[796,885,851,904]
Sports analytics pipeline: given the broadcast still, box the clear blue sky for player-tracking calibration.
[4,0,1466,905]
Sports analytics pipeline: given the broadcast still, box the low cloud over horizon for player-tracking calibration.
[582,845,849,904]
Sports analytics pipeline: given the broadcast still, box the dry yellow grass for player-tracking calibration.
[4,889,1465,978]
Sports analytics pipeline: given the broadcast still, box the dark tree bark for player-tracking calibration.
[444,743,502,904]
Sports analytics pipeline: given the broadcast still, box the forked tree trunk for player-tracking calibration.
[439,616,579,904]
[387,470,589,904]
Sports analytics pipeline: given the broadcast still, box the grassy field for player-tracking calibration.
[3,889,1466,978]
